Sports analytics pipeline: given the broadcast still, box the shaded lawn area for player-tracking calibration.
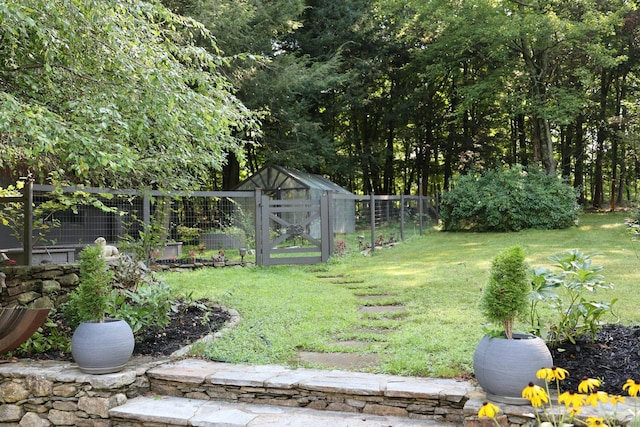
[161,211,638,379]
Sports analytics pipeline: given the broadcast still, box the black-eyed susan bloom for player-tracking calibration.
[477,401,500,418]
[521,382,549,407]
[578,377,601,393]
[536,366,569,382]
[585,391,609,407]
[623,379,640,397]
[608,395,626,405]
[568,407,582,418]
[558,391,585,408]
[585,416,608,426]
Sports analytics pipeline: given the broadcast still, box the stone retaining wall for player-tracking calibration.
[144,360,473,425]
[152,379,465,422]
[0,262,246,309]
[0,358,164,427]
[0,264,80,309]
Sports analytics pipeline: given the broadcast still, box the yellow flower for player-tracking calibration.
[609,395,626,405]
[522,382,549,407]
[536,366,569,382]
[623,379,640,397]
[478,401,500,418]
[558,391,585,408]
[585,391,609,407]
[536,367,554,381]
[578,377,601,393]
[585,416,608,426]
[568,407,582,418]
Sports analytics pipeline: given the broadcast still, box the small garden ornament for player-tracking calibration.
[94,236,120,261]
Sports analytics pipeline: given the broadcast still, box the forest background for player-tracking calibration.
[2,0,639,209]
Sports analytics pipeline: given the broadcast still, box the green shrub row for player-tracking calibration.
[440,165,579,232]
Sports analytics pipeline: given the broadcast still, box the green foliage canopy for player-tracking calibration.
[0,0,256,190]
[440,165,579,232]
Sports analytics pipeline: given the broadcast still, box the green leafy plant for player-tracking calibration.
[480,245,530,339]
[10,312,71,357]
[528,266,561,337]
[106,282,175,334]
[119,213,166,266]
[64,245,113,327]
[532,250,617,347]
[177,225,202,244]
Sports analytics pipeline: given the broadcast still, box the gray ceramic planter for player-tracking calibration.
[473,333,553,404]
[71,319,134,374]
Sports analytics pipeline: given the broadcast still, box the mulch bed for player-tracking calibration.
[550,324,640,395]
[10,301,231,361]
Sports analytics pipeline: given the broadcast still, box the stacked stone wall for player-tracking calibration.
[0,265,80,309]
[0,359,160,427]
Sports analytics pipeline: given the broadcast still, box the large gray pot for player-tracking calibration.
[71,319,135,374]
[473,333,553,404]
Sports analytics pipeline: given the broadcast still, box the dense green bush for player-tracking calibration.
[440,165,579,232]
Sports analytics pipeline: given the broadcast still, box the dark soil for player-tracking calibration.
[132,302,231,357]
[550,324,640,395]
[13,301,231,361]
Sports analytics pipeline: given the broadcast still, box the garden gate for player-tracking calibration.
[254,190,333,266]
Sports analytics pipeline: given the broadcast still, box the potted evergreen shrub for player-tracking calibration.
[472,245,553,404]
[67,245,134,374]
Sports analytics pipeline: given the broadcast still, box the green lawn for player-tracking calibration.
[161,211,638,378]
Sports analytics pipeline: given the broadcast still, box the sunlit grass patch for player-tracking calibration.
[162,211,638,378]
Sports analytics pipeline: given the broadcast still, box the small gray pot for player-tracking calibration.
[473,333,553,404]
[71,319,135,374]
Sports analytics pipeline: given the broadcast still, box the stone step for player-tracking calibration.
[110,394,458,427]
[143,359,474,425]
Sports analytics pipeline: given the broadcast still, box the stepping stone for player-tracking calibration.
[297,351,381,370]
[355,294,395,300]
[358,305,406,314]
[331,340,373,349]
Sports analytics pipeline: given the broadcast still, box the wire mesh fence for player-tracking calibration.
[0,184,438,265]
[334,194,437,255]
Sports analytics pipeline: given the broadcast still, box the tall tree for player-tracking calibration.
[0,0,255,191]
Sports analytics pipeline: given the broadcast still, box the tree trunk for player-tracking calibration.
[574,114,586,205]
[383,122,395,194]
[222,152,241,190]
[560,125,572,180]
[593,70,611,208]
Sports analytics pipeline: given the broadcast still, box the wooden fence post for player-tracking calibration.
[23,181,33,266]
[370,193,376,252]
[254,189,263,266]
[400,194,405,241]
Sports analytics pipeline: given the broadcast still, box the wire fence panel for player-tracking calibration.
[332,193,437,254]
[1,184,437,265]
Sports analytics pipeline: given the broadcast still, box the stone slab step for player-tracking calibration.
[110,395,458,427]
[145,360,474,424]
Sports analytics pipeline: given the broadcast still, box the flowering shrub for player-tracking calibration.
[478,367,640,427]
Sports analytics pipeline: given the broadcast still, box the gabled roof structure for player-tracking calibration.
[234,165,352,195]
